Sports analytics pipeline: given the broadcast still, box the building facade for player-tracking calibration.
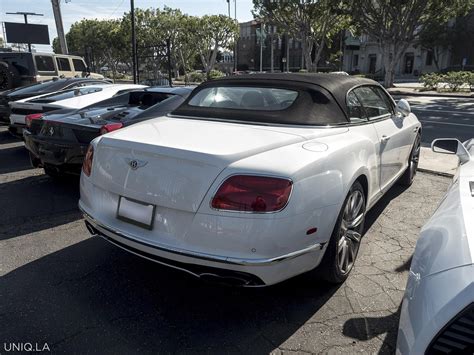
[342,33,451,78]
[342,8,474,77]
[237,20,304,72]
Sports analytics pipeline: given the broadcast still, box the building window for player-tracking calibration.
[426,50,433,66]
[353,54,359,67]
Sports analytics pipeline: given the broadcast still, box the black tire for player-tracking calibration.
[0,64,13,91]
[399,133,421,187]
[44,165,66,180]
[29,152,41,169]
[317,181,366,284]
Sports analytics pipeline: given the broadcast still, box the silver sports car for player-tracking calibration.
[397,138,474,354]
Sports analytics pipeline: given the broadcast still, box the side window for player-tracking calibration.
[34,55,55,72]
[72,59,87,72]
[352,86,391,119]
[347,90,367,123]
[372,86,395,114]
[56,57,71,71]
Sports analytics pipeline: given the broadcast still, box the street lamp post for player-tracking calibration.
[130,0,138,84]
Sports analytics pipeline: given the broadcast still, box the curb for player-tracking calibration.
[388,90,474,98]
[417,168,454,178]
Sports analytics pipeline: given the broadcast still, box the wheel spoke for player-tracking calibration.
[346,229,361,243]
[346,213,364,229]
[338,240,347,270]
[351,193,363,219]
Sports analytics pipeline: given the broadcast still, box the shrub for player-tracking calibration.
[419,72,441,90]
[443,71,470,92]
[188,71,205,83]
[208,69,225,80]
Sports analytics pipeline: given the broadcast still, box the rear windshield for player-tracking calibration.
[188,87,298,110]
[29,87,103,103]
[173,82,347,125]
[129,91,174,106]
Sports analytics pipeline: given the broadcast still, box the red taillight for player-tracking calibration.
[82,145,94,177]
[25,113,43,128]
[211,175,293,212]
[100,122,123,135]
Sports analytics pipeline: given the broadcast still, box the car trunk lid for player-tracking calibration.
[91,117,308,212]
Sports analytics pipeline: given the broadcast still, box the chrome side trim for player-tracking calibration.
[79,205,323,266]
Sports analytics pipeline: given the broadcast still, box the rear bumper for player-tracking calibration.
[79,202,327,286]
[0,107,10,124]
[8,123,26,138]
[24,130,87,173]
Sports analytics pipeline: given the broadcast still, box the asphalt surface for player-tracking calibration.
[0,123,452,354]
[395,96,474,147]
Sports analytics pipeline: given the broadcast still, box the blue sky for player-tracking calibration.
[0,0,254,52]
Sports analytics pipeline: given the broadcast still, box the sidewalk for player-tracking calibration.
[418,147,458,176]
[388,87,474,98]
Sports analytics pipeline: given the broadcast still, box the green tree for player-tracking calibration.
[349,0,474,87]
[196,15,238,78]
[253,0,350,72]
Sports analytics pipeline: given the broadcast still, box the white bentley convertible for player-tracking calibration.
[79,74,421,286]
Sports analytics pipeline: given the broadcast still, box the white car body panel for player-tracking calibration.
[79,103,420,285]
[9,84,146,126]
[397,143,474,354]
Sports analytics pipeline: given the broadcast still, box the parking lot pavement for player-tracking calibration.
[0,125,451,354]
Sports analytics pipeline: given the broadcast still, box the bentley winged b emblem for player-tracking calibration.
[124,158,148,170]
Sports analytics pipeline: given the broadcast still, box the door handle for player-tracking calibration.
[381,135,390,143]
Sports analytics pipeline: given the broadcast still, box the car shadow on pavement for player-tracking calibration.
[0,145,35,175]
[364,183,409,232]
[0,174,81,241]
[0,236,342,353]
[0,128,20,145]
[339,183,413,353]
[342,305,402,352]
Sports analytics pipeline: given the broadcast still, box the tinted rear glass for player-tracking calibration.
[188,87,298,110]
[34,55,55,72]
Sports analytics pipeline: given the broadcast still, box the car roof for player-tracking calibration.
[210,73,379,113]
[173,75,379,125]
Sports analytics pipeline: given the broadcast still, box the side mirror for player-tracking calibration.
[396,99,411,117]
[432,138,471,164]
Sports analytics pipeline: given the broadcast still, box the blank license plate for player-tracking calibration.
[117,196,155,230]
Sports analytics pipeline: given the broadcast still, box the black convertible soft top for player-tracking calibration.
[171,73,379,126]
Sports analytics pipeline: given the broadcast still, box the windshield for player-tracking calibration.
[9,80,63,96]
[29,87,103,103]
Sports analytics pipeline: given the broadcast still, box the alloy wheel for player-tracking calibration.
[337,189,365,275]
[409,135,421,180]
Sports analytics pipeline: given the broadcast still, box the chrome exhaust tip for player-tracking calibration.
[199,272,251,287]
[84,221,98,236]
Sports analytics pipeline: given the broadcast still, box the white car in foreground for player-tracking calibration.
[79,74,421,286]
[8,84,146,137]
[397,138,474,354]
